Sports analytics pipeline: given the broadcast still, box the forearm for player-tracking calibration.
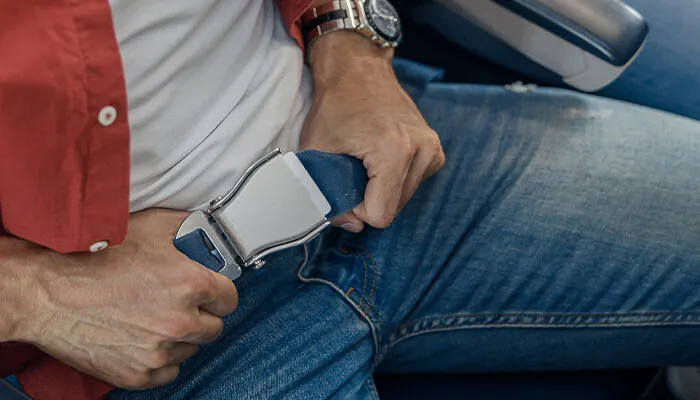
[0,237,44,342]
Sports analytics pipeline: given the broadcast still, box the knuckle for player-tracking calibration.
[183,270,217,300]
[141,349,171,369]
[425,133,445,170]
[163,367,180,385]
[120,371,152,389]
[209,318,225,341]
[396,133,414,158]
[220,282,239,315]
[161,314,196,339]
[383,129,413,158]
[374,213,395,229]
[436,148,446,168]
[201,318,225,342]
[428,133,443,154]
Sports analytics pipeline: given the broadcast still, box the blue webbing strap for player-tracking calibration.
[296,150,367,219]
[0,375,32,400]
[174,150,367,273]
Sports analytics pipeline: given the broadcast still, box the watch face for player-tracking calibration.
[364,0,401,42]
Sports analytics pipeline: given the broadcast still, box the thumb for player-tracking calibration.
[331,212,365,233]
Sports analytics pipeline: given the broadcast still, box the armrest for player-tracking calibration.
[424,0,649,91]
[492,0,648,67]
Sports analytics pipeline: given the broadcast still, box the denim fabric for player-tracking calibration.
[110,60,700,399]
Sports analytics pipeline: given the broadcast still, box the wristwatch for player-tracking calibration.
[301,0,402,49]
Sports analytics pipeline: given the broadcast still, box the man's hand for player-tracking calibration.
[9,209,238,389]
[302,32,445,232]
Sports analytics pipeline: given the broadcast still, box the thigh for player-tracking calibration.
[305,73,700,375]
[109,248,378,400]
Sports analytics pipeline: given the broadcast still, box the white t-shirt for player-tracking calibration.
[108,0,312,212]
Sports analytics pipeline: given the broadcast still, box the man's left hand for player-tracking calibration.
[301,32,445,232]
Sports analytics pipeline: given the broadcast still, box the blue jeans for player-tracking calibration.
[110,60,700,399]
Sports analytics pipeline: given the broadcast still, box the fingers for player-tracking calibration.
[398,153,430,211]
[331,212,365,233]
[176,261,237,316]
[399,136,446,210]
[112,358,182,390]
[166,342,198,365]
[354,137,412,228]
[424,141,445,180]
[354,128,444,228]
[146,365,180,389]
[199,271,238,317]
[136,342,196,388]
[184,310,225,344]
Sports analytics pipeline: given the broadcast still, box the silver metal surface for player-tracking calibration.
[245,220,330,267]
[303,0,399,48]
[176,149,333,280]
[209,195,223,207]
[211,152,330,265]
[343,0,358,28]
[175,210,242,280]
[208,149,281,213]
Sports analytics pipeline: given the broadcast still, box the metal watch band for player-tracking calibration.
[302,0,360,47]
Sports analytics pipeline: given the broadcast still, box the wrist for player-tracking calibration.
[0,239,47,343]
[308,30,395,92]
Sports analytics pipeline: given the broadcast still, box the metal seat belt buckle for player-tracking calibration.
[175,149,331,280]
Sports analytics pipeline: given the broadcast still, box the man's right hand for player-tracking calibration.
[11,209,238,389]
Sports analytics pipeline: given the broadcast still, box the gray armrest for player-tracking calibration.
[492,0,648,67]
[427,0,649,91]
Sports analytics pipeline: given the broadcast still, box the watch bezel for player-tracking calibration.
[360,0,402,44]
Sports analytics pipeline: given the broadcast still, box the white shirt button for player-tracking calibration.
[98,106,117,126]
[89,241,109,252]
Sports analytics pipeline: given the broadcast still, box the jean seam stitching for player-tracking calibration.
[341,246,382,321]
[343,246,369,310]
[359,249,368,310]
[400,311,700,325]
[356,245,378,315]
[363,377,380,400]
[388,312,700,348]
[297,246,382,362]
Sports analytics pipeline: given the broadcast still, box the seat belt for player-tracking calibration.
[174,150,367,275]
[0,376,32,400]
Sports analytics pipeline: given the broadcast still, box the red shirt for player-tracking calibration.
[0,0,310,398]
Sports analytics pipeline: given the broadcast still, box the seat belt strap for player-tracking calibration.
[0,376,32,400]
[296,150,367,219]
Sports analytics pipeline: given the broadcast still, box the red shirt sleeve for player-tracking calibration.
[0,0,130,254]
[276,0,314,50]
[0,0,129,399]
